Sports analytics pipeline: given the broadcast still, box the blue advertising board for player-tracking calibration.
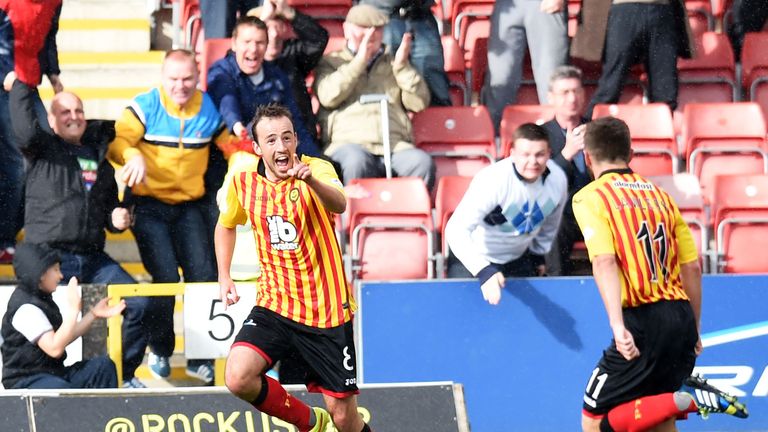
[358,275,768,432]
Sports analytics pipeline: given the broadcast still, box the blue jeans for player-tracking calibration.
[0,88,50,248]
[383,15,452,107]
[131,196,215,357]
[58,249,150,381]
[12,355,117,389]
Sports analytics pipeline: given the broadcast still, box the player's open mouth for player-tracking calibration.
[275,155,290,168]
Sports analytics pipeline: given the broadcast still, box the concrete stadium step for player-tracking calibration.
[49,51,163,89]
[40,86,149,121]
[58,18,151,53]
[61,0,150,20]
[59,0,152,53]
[38,51,162,120]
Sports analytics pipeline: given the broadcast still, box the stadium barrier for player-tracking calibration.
[0,382,469,431]
[106,282,254,385]
[3,276,765,431]
[358,275,768,431]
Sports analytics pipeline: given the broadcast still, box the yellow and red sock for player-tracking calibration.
[601,393,698,432]
[251,375,312,431]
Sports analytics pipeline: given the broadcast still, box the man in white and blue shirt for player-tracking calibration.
[445,123,568,305]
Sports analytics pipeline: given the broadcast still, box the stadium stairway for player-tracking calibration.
[42,0,162,122]
[0,0,205,386]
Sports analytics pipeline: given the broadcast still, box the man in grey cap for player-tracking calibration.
[314,3,435,191]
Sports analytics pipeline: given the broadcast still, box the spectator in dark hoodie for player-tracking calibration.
[1,243,125,389]
[9,79,150,389]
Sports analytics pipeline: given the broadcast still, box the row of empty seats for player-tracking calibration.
[342,173,768,283]
[409,102,768,204]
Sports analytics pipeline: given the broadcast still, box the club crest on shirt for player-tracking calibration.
[289,188,300,202]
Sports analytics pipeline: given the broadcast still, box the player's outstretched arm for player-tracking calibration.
[214,222,239,309]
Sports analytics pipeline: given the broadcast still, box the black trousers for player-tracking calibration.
[588,3,679,116]
[728,0,768,61]
[545,208,583,276]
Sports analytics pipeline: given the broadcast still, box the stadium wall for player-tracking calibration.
[358,275,768,432]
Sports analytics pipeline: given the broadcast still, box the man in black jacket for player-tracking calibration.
[9,80,150,389]
[249,0,329,140]
[541,66,589,276]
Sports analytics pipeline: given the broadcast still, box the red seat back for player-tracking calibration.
[412,106,496,195]
[683,103,768,201]
[499,105,554,158]
[592,103,678,176]
[347,177,435,280]
[200,38,231,90]
[713,174,768,273]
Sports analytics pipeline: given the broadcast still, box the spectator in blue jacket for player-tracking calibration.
[206,15,320,157]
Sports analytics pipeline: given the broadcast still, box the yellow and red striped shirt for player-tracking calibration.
[572,169,698,308]
[218,156,354,328]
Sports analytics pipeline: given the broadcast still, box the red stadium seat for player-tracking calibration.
[499,105,555,158]
[412,106,496,196]
[682,102,768,202]
[570,57,646,107]
[347,177,436,281]
[288,0,349,37]
[710,0,733,22]
[676,32,737,112]
[452,0,491,101]
[178,0,202,49]
[467,38,543,105]
[741,33,768,118]
[713,174,768,273]
[199,38,231,90]
[451,0,493,49]
[441,36,468,105]
[592,103,679,176]
[288,0,350,17]
[434,175,473,276]
[648,174,710,272]
[323,35,346,54]
[685,0,714,37]
[467,36,487,97]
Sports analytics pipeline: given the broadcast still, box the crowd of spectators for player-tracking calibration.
[0,0,767,391]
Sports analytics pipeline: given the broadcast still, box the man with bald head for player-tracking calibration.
[109,49,234,386]
[8,77,149,388]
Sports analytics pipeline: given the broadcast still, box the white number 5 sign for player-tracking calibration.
[184,282,257,359]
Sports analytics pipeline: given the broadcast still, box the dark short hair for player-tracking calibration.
[250,103,294,143]
[584,117,632,163]
[232,15,267,38]
[512,123,550,148]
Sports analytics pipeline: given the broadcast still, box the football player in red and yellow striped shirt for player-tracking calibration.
[214,104,368,432]
[575,117,703,432]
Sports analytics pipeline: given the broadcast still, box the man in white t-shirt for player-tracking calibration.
[445,123,568,305]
